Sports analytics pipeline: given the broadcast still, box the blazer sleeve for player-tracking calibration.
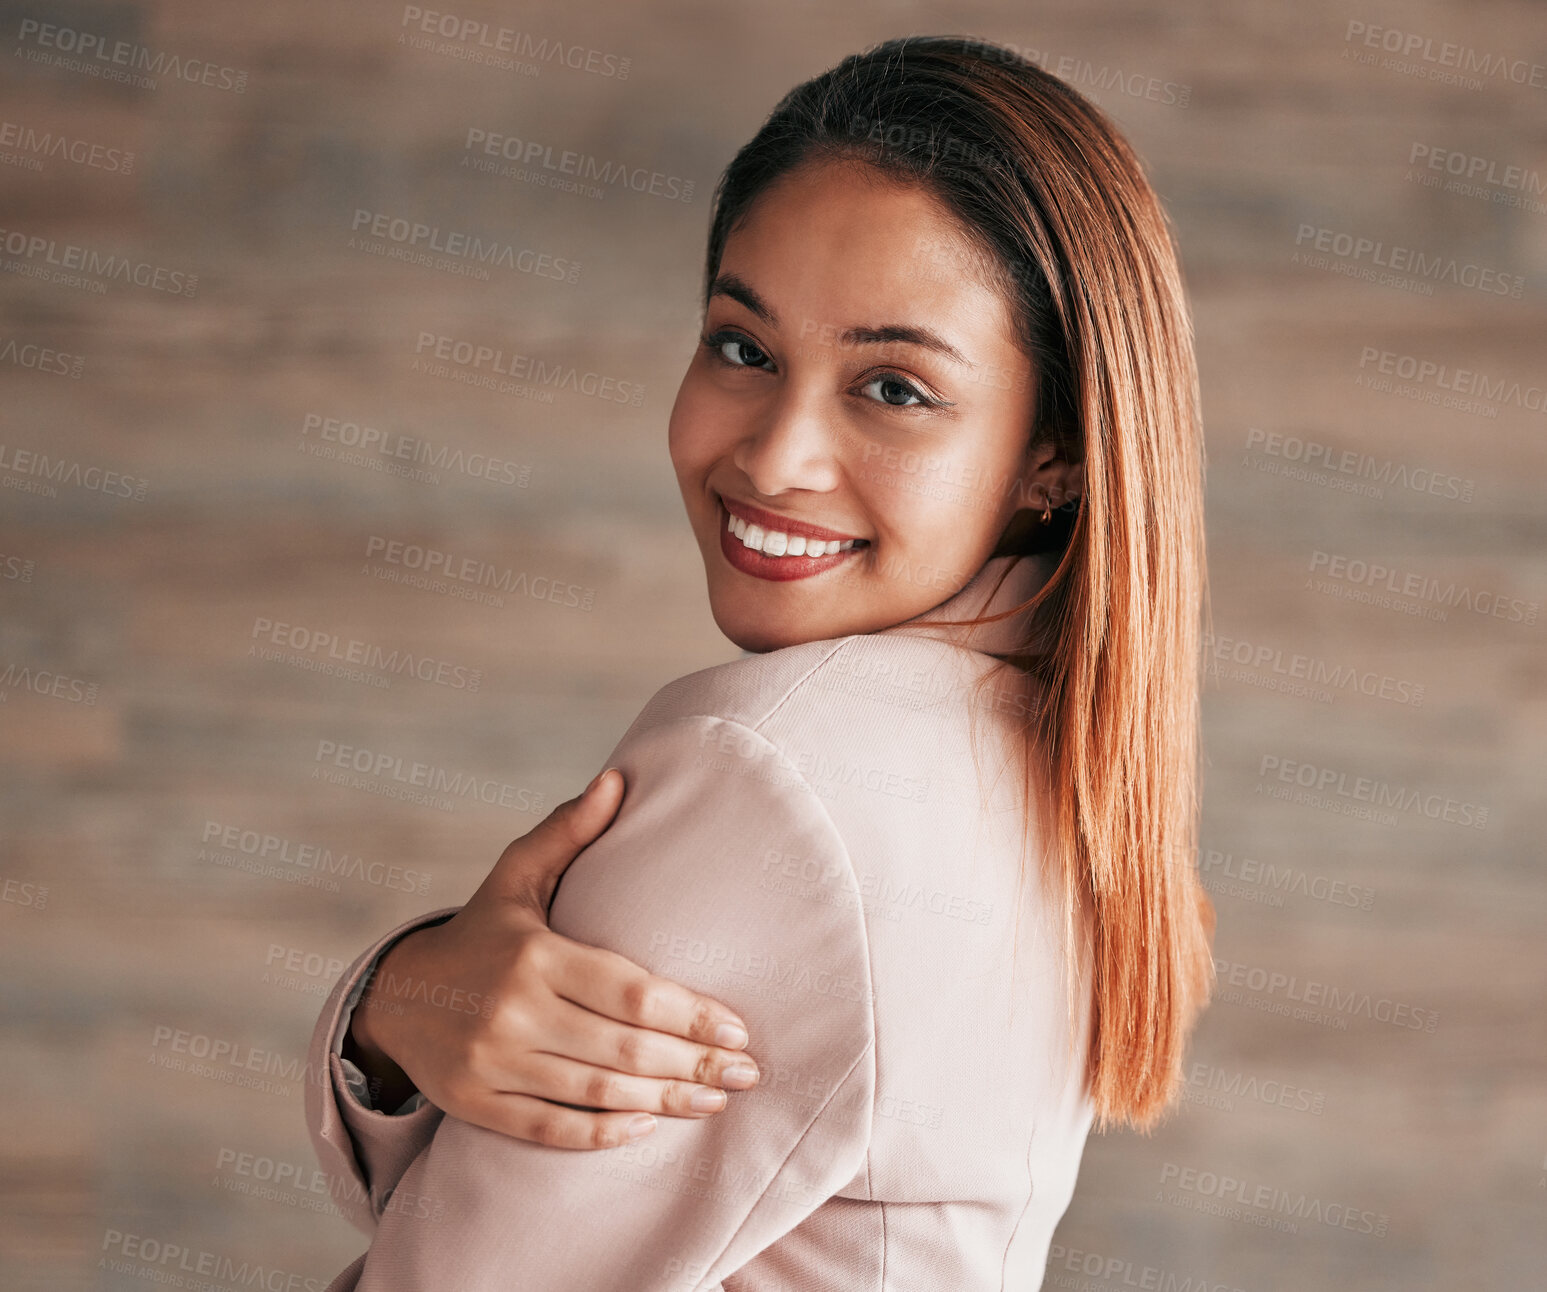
[329,714,878,1292]
[306,907,462,1234]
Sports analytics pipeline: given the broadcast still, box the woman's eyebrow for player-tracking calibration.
[709,272,974,368]
[842,324,973,368]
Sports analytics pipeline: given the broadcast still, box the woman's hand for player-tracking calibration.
[341,768,761,1149]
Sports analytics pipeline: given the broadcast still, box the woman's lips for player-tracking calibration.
[719,495,865,545]
[716,499,868,583]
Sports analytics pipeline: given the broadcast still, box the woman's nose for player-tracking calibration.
[729,388,845,496]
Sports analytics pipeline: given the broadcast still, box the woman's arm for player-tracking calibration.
[337,915,456,1115]
[329,715,877,1290]
[307,772,767,1235]
[307,910,458,1233]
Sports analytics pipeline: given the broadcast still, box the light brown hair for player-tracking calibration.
[703,35,1215,1130]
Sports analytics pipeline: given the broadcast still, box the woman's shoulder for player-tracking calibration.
[624,632,1026,748]
[606,633,1039,836]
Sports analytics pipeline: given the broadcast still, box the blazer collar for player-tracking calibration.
[877,550,1061,659]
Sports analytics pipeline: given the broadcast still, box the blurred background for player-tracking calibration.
[1,1,1543,1287]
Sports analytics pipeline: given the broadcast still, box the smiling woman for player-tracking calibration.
[307,33,1215,1292]
[672,159,1070,645]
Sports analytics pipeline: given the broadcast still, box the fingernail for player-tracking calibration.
[690,1088,727,1112]
[722,1064,759,1090]
[586,767,614,794]
[626,1114,656,1139]
[714,1022,749,1049]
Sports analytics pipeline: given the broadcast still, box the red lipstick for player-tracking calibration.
[716,496,869,583]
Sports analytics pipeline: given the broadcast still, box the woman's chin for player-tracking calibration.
[708,597,819,654]
[713,610,796,654]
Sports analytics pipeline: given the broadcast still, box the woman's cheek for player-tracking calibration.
[667,390,712,482]
[672,380,735,468]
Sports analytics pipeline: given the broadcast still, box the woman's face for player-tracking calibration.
[669,158,1042,653]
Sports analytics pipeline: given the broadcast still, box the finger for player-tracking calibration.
[544,998,760,1091]
[516,1051,734,1119]
[467,1091,660,1151]
[486,769,626,907]
[551,938,751,1050]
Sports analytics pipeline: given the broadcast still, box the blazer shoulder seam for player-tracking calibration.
[705,1035,877,1285]
[746,636,859,731]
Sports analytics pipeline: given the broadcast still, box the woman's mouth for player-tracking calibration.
[716,497,870,583]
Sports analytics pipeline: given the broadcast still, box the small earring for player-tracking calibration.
[1040,494,1052,525]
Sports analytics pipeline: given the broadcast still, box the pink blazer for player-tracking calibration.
[307,551,1095,1291]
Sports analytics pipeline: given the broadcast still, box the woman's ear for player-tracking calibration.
[1022,440,1083,513]
[1050,460,1084,511]
[992,439,1083,556]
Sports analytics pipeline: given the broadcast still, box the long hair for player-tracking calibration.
[701,35,1215,1130]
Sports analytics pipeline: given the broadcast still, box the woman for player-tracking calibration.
[307,34,1215,1290]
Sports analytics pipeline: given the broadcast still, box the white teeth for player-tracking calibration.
[725,507,862,559]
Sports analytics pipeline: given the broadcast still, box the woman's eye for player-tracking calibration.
[860,374,930,408]
[705,332,771,369]
[702,331,937,410]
